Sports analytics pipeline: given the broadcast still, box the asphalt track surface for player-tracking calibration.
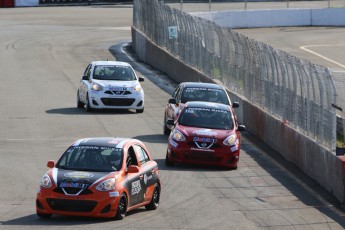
[1,5,345,230]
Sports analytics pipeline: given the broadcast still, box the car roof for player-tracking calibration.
[184,101,231,111]
[180,82,224,89]
[91,61,131,67]
[72,137,138,148]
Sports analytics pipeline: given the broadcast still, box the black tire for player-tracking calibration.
[37,212,52,219]
[114,194,127,220]
[136,108,144,113]
[145,183,160,210]
[85,93,92,112]
[163,115,171,136]
[165,150,174,166]
[77,90,84,109]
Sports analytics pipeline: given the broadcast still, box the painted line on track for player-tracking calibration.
[300,44,345,70]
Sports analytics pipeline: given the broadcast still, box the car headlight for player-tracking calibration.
[40,174,52,188]
[92,82,103,91]
[223,134,237,146]
[133,83,142,92]
[96,178,115,191]
[171,129,186,142]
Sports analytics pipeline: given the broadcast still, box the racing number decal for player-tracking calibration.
[131,180,141,195]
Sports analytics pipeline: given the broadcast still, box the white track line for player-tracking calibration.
[300,45,345,70]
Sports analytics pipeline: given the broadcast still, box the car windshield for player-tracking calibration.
[180,87,229,105]
[56,146,123,172]
[178,107,234,130]
[93,65,136,81]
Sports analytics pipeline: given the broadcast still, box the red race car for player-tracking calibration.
[163,82,239,135]
[36,137,161,220]
[166,101,245,169]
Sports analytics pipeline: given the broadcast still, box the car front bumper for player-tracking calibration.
[89,90,144,110]
[167,140,240,168]
[36,187,122,218]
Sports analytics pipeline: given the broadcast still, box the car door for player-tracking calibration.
[125,145,145,207]
[133,144,158,203]
[80,64,92,102]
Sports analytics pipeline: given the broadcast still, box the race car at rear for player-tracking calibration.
[163,82,239,135]
[36,137,160,220]
[77,61,145,113]
[166,101,245,169]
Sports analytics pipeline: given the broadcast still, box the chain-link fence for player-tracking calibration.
[133,0,337,150]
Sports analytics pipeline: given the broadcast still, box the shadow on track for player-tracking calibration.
[46,107,137,115]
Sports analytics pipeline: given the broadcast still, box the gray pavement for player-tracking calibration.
[0,5,344,230]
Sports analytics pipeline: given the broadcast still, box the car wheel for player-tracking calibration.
[85,93,92,112]
[114,193,127,220]
[136,108,144,113]
[145,183,160,210]
[77,90,84,109]
[163,115,171,135]
[165,150,174,166]
[37,212,52,219]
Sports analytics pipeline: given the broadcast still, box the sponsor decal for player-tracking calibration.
[109,191,119,197]
[131,180,141,195]
[192,129,217,136]
[110,87,127,91]
[169,139,178,148]
[231,146,239,152]
[185,87,222,93]
[108,139,120,145]
[64,172,94,182]
[193,137,216,143]
[60,182,88,189]
[143,174,153,185]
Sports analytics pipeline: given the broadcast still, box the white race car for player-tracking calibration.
[77,61,144,113]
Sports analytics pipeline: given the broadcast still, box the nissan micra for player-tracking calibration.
[77,61,145,113]
[36,137,160,220]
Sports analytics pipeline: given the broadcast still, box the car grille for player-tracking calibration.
[187,141,220,149]
[101,98,135,106]
[53,187,93,195]
[46,198,97,212]
[104,90,132,95]
[184,152,221,162]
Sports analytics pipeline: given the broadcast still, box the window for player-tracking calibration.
[172,86,181,101]
[134,145,150,165]
[83,64,92,80]
[56,146,122,172]
[126,146,138,168]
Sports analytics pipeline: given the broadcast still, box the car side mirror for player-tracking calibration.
[47,160,55,168]
[139,76,145,82]
[127,165,140,173]
[82,75,88,80]
[167,119,174,126]
[169,98,176,104]
[232,102,240,108]
[237,125,246,131]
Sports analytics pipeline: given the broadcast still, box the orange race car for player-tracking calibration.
[36,137,161,220]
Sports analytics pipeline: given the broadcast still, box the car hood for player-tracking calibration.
[51,168,117,188]
[177,125,235,140]
[93,79,138,89]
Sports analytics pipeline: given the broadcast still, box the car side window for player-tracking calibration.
[172,85,181,102]
[126,146,138,169]
[84,64,91,76]
[134,145,150,165]
[83,64,92,81]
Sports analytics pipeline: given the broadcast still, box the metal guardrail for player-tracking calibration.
[133,0,337,150]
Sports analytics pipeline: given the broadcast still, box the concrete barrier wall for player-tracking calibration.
[192,8,345,28]
[132,26,345,203]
